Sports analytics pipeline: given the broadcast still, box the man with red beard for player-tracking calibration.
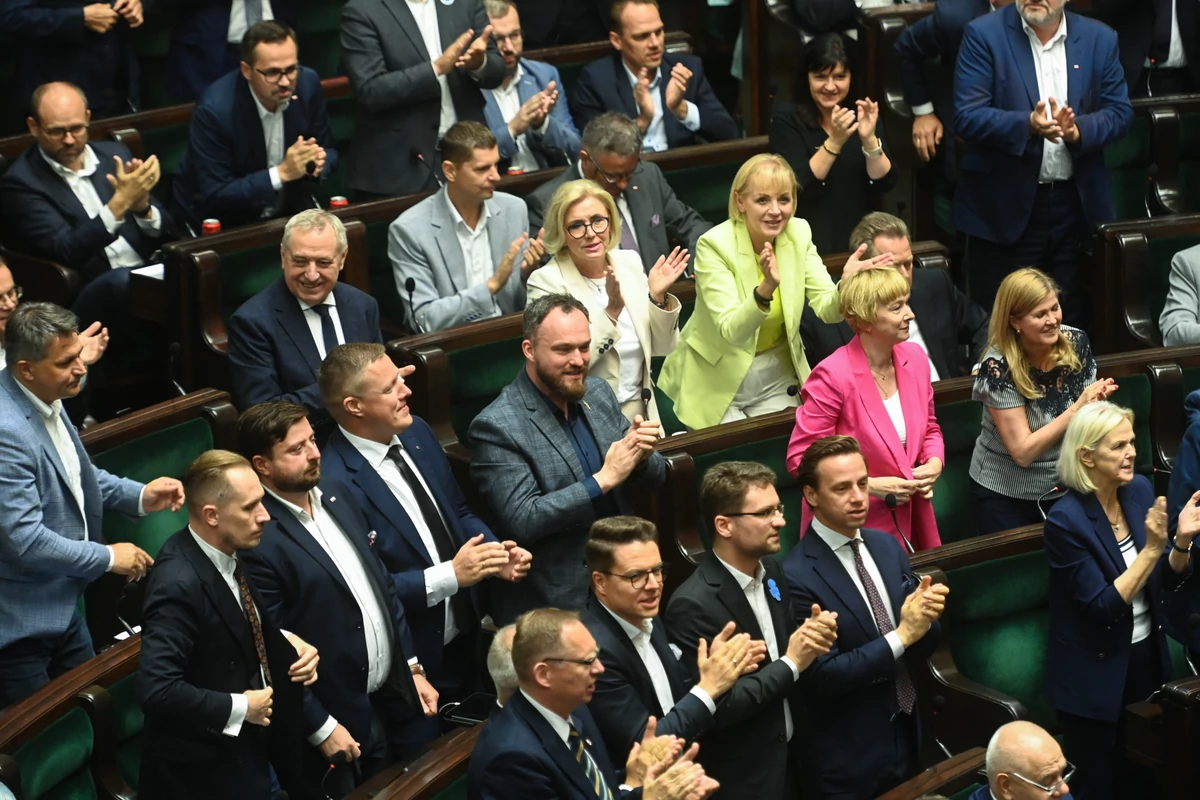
[469,293,666,625]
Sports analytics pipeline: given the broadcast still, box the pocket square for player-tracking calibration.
[669,643,682,661]
[650,214,661,227]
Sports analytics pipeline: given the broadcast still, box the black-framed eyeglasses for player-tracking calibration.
[494,30,523,46]
[601,563,669,590]
[565,215,610,239]
[255,63,301,84]
[545,649,602,668]
[0,285,23,304]
[585,153,636,186]
[42,124,87,141]
[723,504,786,520]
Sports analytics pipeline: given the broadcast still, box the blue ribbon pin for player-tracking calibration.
[767,578,781,602]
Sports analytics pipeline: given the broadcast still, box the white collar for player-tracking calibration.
[189,525,239,577]
[339,426,402,470]
[1021,10,1067,49]
[713,553,765,591]
[622,61,662,89]
[40,144,98,180]
[520,689,572,743]
[600,600,653,642]
[810,516,862,553]
[263,484,323,521]
[443,188,490,234]
[250,87,290,119]
[15,378,62,420]
[297,291,337,313]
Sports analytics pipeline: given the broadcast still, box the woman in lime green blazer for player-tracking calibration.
[658,154,884,430]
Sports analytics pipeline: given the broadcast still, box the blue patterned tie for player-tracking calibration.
[567,722,613,800]
[245,0,264,27]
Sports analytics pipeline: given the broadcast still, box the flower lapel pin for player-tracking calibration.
[650,214,661,227]
[368,531,378,548]
[767,578,782,602]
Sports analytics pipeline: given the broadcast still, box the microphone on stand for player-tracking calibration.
[640,387,652,419]
[413,148,444,189]
[1037,485,1061,520]
[305,160,321,209]
[404,277,421,334]
[885,493,915,554]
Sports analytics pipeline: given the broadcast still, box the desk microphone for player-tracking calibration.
[413,148,444,189]
[640,387,652,418]
[305,160,321,209]
[404,277,421,334]
[1037,485,1061,520]
[885,493,915,554]
[1137,463,1172,477]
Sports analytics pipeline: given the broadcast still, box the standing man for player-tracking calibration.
[138,450,321,800]
[665,461,839,800]
[173,21,338,232]
[784,435,948,799]
[340,0,505,199]
[1093,0,1197,97]
[482,0,581,172]
[468,294,667,625]
[953,0,1132,326]
[0,302,184,709]
[319,342,531,704]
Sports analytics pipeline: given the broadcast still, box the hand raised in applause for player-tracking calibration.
[696,621,766,698]
[786,604,838,671]
[648,247,690,305]
[455,26,494,72]
[625,716,684,788]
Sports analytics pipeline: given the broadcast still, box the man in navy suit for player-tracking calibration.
[973,721,1075,800]
[173,21,338,233]
[482,0,581,172]
[953,0,1132,327]
[571,0,737,152]
[1092,0,1198,97]
[581,516,764,765]
[318,341,532,703]
[783,435,948,800]
[226,210,382,424]
[237,401,440,796]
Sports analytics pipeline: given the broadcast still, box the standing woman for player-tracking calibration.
[658,153,889,431]
[1045,402,1200,800]
[769,32,897,256]
[970,268,1116,534]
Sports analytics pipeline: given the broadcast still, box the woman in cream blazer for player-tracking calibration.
[527,179,688,422]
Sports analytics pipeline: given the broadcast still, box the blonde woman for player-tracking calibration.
[526,179,688,423]
[970,268,1116,534]
[658,153,889,430]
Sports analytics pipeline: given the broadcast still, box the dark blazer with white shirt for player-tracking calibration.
[226,277,383,415]
[1092,0,1200,90]
[783,525,941,799]
[482,58,581,169]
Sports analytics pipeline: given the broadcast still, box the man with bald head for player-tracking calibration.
[974,721,1074,800]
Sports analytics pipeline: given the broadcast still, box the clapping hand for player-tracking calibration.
[1048,97,1079,145]
[79,321,109,366]
[498,540,532,582]
[456,26,494,72]
[648,246,690,305]
[625,716,684,788]
[520,228,547,280]
[856,98,880,143]
[1030,100,1064,143]
[666,63,692,119]
[841,242,894,281]
[634,69,656,130]
[1145,496,1169,553]
[828,105,859,148]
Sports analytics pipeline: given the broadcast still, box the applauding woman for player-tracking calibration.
[527,179,686,423]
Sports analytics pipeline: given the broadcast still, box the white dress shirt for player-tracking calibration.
[599,603,716,716]
[297,294,346,360]
[227,0,276,43]
[581,274,645,403]
[406,0,457,138]
[488,64,551,174]
[339,427,461,643]
[40,146,163,270]
[521,688,573,742]
[1145,1,1188,69]
[446,192,501,319]
[250,90,290,210]
[713,555,798,740]
[809,518,909,660]
[1021,13,1073,182]
[621,63,700,152]
[905,318,942,383]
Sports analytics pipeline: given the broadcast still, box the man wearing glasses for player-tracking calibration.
[526,112,710,276]
[172,20,338,232]
[975,721,1074,799]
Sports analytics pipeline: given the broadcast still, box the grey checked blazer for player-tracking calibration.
[467,369,667,625]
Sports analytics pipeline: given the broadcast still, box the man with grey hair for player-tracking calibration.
[0,302,185,710]
[227,209,382,425]
[486,624,518,705]
[525,111,710,276]
[973,721,1074,799]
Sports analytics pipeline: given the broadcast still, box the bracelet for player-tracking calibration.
[649,293,668,310]
[1172,540,1192,554]
[752,287,772,307]
[821,142,841,157]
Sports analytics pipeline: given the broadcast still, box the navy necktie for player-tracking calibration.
[310,303,339,357]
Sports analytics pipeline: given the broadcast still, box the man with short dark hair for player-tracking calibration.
[468,294,666,625]
[390,121,545,332]
[173,21,338,232]
[784,435,948,799]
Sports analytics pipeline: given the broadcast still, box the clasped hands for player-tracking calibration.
[626,718,720,800]
[1030,97,1080,145]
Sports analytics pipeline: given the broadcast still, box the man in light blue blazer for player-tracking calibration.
[482,0,581,172]
[389,122,544,333]
[0,303,185,710]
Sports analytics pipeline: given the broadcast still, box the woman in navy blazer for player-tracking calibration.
[1044,402,1200,800]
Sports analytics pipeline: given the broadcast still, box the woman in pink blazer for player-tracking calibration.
[786,267,945,550]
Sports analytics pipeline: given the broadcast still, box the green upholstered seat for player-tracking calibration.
[663,161,742,225]
[140,123,192,207]
[107,675,144,790]
[1107,372,1152,471]
[452,346,525,444]
[930,398,981,544]
[130,14,174,111]
[13,707,97,800]
[324,94,358,200]
[951,785,984,800]
[296,0,346,79]
[1104,117,1151,222]
[554,62,590,105]
[91,417,215,558]
[1184,365,1200,398]
[690,434,798,553]
[219,245,287,323]
[1181,112,1200,212]
[432,775,469,800]
[365,217,407,328]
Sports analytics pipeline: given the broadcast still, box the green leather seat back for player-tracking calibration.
[554,62,590,103]
[1181,112,1200,212]
[451,346,525,444]
[1103,117,1151,222]
[690,434,799,553]
[220,246,286,322]
[14,707,97,800]
[92,418,215,558]
[130,14,174,111]
[1107,372,1152,471]
[108,675,145,790]
[931,398,981,544]
[365,217,407,328]
[951,785,984,800]
[1184,365,1200,398]
[432,775,469,800]
[297,0,345,79]
[324,94,358,201]
[663,162,741,225]
[140,123,192,206]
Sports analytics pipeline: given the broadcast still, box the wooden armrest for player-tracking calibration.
[347,725,480,799]
[388,343,455,447]
[877,746,986,800]
[77,685,136,800]
[1147,363,1184,482]
[1148,107,1189,216]
[192,251,227,355]
[0,246,83,307]
[1117,233,1160,349]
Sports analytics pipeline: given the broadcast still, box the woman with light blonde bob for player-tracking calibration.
[526,179,687,422]
[658,153,890,430]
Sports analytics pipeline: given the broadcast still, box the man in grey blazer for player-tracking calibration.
[341,0,505,199]
[390,122,545,332]
[1159,244,1200,346]
[525,111,711,275]
[0,303,185,709]
[467,293,667,626]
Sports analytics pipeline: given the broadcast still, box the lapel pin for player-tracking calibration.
[767,578,782,602]
[368,531,377,547]
[1073,65,1079,69]
[329,496,335,503]
[415,445,422,451]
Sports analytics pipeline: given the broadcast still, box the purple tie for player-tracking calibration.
[849,539,916,714]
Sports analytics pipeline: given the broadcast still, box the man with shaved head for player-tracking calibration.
[974,721,1074,799]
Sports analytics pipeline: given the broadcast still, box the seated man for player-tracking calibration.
[227,210,382,423]
[389,122,542,332]
[572,0,737,151]
[784,435,947,799]
[1092,1,1198,98]
[582,515,765,763]
[319,341,531,703]
[483,0,581,173]
[468,294,667,625]
[340,0,503,198]
[1158,243,1200,347]
[173,21,338,232]
[526,112,711,275]
[487,624,518,706]
[975,721,1074,800]
[801,212,989,376]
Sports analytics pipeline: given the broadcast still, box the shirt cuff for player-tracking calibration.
[582,475,604,499]
[680,101,701,132]
[105,544,115,572]
[425,560,460,607]
[688,685,717,715]
[308,715,338,747]
[137,486,148,516]
[132,204,162,234]
[885,631,907,660]
[911,103,936,118]
[99,204,123,234]
[269,166,283,191]
[224,693,248,737]
[780,655,801,681]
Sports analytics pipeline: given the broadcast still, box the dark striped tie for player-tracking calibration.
[567,722,613,800]
[849,539,916,714]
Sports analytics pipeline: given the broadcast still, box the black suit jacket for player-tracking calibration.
[138,528,319,800]
[240,481,426,747]
[581,595,715,765]
[663,554,800,800]
[1093,0,1200,88]
[571,52,738,149]
[800,267,989,378]
[782,527,942,798]
[0,141,174,282]
[792,0,858,34]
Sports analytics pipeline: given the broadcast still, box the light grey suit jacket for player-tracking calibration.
[389,188,530,332]
[1160,244,1200,346]
[467,369,667,625]
[0,370,143,649]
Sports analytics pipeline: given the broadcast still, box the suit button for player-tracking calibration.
[608,339,614,344]
[777,733,786,742]
[1098,653,1106,660]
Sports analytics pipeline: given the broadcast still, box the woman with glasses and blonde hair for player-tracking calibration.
[786,266,944,551]
[969,268,1116,534]
[1045,401,1200,800]
[526,179,688,423]
[658,153,890,430]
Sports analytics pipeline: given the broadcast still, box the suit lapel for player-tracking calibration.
[178,532,260,668]
[848,338,909,473]
[0,372,82,519]
[863,531,908,621]
[907,274,952,380]
[271,280,324,377]
[701,554,767,641]
[321,489,397,621]
[518,372,587,481]
[263,494,354,597]
[26,149,92,224]
[1083,492,1127,574]
[235,78,269,171]
[431,192,469,292]
[761,559,793,648]
[381,0,427,54]
[336,437,434,566]
[588,597,663,713]
[511,693,599,799]
[1004,7,1042,108]
[895,348,925,465]
[486,199,511,271]
[518,68,538,104]
[397,427,459,537]
[1065,18,1083,110]
[610,54,640,118]
[804,528,877,641]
